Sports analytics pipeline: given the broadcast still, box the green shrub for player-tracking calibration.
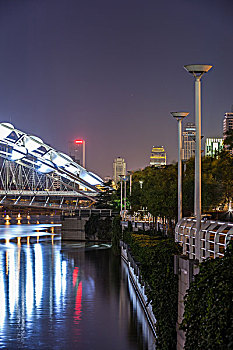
[181,242,233,350]
[124,232,181,350]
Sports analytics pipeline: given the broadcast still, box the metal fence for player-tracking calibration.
[175,218,233,261]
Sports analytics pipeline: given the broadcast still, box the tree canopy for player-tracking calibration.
[129,152,232,223]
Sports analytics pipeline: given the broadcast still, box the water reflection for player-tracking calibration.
[0,225,155,350]
[34,244,43,308]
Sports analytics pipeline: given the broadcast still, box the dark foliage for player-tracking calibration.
[85,214,112,241]
[181,242,233,350]
[124,232,181,350]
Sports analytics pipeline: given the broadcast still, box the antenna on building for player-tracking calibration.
[231,105,233,113]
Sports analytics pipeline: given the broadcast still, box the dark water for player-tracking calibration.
[0,224,156,350]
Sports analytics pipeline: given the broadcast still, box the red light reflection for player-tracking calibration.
[73,267,79,287]
[74,281,82,322]
[73,267,82,323]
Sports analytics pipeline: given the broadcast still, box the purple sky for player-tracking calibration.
[0,0,233,178]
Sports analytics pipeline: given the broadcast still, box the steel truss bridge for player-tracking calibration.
[0,122,105,211]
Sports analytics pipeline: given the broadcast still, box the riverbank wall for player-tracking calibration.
[120,241,157,338]
[61,209,116,241]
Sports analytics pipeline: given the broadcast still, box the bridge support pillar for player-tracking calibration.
[61,216,88,241]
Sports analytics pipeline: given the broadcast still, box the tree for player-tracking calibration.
[181,242,233,350]
[85,214,112,241]
[95,180,116,209]
[223,129,233,150]
[124,232,182,350]
[212,151,233,207]
[183,156,224,215]
[130,165,178,234]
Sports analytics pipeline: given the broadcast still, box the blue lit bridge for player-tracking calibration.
[0,122,105,211]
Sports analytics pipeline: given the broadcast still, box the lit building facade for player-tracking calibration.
[223,112,233,137]
[205,138,224,157]
[113,157,126,183]
[150,146,166,167]
[51,172,61,190]
[182,123,196,161]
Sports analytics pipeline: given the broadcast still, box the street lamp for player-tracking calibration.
[119,175,124,218]
[184,64,212,260]
[171,112,189,222]
[127,170,133,210]
[123,176,127,219]
[127,171,133,196]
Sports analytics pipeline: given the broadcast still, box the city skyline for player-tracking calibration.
[0,0,233,178]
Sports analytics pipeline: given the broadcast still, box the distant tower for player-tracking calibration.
[223,111,233,137]
[113,157,126,184]
[51,172,61,190]
[182,122,196,161]
[68,139,86,167]
[150,146,166,167]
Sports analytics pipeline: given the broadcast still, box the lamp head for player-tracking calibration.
[184,64,212,76]
[171,111,189,121]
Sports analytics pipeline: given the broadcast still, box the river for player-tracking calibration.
[0,223,156,350]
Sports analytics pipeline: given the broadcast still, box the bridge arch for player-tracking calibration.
[0,123,104,211]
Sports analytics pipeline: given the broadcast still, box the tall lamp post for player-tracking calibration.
[123,176,127,219]
[127,170,133,210]
[139,180,144,220]
[184,64,212,260]
[127,171,133,196]
[119,175,124,219]
[171,112,189,222]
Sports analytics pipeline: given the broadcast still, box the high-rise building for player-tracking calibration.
[68,139,86,167]
[182,122,196,161]
[113,157,126,184]
[223,112,233,137]
[150,146,166,167]
[205,138,224,157]
[51,172,61,190]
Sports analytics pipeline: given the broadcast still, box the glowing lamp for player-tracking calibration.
[75,140,83,144]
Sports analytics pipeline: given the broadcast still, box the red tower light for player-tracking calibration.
[75,140,83,144]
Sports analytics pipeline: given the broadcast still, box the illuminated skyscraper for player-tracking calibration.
[150,146,166,167]
[68,139,86,167]
[113,157,126,183]
[223,112,233,136]
[182,123,196,161]
[205,138,224,157]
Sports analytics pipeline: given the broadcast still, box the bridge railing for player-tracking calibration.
[62,208,119,218]
[175,217,233,261]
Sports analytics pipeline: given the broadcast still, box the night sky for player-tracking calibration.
[0,0,233,178]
